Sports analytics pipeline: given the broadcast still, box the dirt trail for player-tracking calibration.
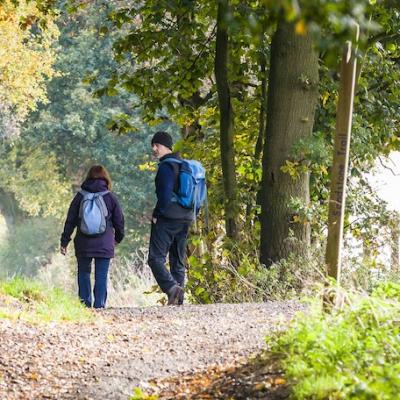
[0,302,303,399]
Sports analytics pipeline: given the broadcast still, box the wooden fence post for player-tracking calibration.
[324,36,358,308]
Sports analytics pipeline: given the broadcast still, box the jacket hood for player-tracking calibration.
[81,178,109,193]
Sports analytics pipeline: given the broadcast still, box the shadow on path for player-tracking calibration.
[143,352,290,399]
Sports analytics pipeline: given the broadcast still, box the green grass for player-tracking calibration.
[129,387,159,400]
[0,277,93,323]
[267,282,400,400]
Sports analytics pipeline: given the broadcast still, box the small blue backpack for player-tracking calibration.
[160,159,208,224]
[78,190,109,236]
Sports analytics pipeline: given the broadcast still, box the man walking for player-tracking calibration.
[148,131,194,305]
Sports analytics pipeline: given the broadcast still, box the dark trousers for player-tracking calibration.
[77,257,111,308]
[148,218,190,294]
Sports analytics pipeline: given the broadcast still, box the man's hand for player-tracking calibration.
[152,217,157,224]
[60,246,67,255]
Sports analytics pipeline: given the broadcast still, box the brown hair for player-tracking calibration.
[86,165,112,190]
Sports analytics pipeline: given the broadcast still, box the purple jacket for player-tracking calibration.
[60,178,125,258]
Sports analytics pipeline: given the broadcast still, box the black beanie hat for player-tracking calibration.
[151,131,173,150]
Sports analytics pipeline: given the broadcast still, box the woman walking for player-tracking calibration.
[60,165,124,308]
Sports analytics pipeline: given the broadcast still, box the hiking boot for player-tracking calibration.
[178,288,184,305]
[167,285,184,306]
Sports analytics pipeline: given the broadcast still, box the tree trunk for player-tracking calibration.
[255,36,268,160]
[259,19,319,266]
[215,0,238,239]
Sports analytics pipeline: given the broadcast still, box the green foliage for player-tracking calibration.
[103,0,269,245]
[0,0,58,127]
[267,283,400,399]
[0,144,71,218]
[104,0,400,263]
[107,0,217,124]
[287,3,400,246]
[0,276,92,323]
[2,0,399,304]
[129,387,158,400]
[186,235,324,303]
[0,217,60,278]
[3,0,159,248]
[253,249,325,300]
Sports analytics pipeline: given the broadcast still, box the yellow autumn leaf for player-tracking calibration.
[26,372,40,381]
[106,334,115,342]
[138,162,157,172]
[295,20,307,36]
[321,91,330,106]
[319,165,328,175]
[254,382,267,390]
[281,160,300,179]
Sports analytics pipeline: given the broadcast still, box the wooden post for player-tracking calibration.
[324,37,358,308]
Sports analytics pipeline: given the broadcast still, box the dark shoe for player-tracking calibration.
[167,285,184,306]
[178,288,184,305]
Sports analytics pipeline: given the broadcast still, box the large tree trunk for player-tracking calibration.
[215,0,238,239]
[259,19,319,266]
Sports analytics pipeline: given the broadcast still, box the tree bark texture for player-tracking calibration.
[259,19,319,266]
[215,0,238,239]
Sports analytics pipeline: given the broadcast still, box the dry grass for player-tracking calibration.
[37,248,162,308]
[108,249,162,307]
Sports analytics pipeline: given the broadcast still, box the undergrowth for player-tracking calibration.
[187,237,325,303]
[267,282,400,399]
[0,277,93,323]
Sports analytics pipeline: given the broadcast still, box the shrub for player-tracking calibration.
[186,236,325,303]
[0,217,60,278]
[267,282,400,399]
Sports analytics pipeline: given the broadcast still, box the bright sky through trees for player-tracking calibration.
[368,152,400,212]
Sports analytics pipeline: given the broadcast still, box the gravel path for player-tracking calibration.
[0,302,303,400]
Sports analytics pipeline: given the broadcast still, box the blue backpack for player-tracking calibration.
[161,159,208,225]
[78,190,109,236]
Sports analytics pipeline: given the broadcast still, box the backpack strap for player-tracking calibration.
[159,159,181,193]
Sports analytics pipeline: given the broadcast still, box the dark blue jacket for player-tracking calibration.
[60,178,125,258]
[153,153,194,221]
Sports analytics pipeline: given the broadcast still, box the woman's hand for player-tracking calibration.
[60,246,67,255]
